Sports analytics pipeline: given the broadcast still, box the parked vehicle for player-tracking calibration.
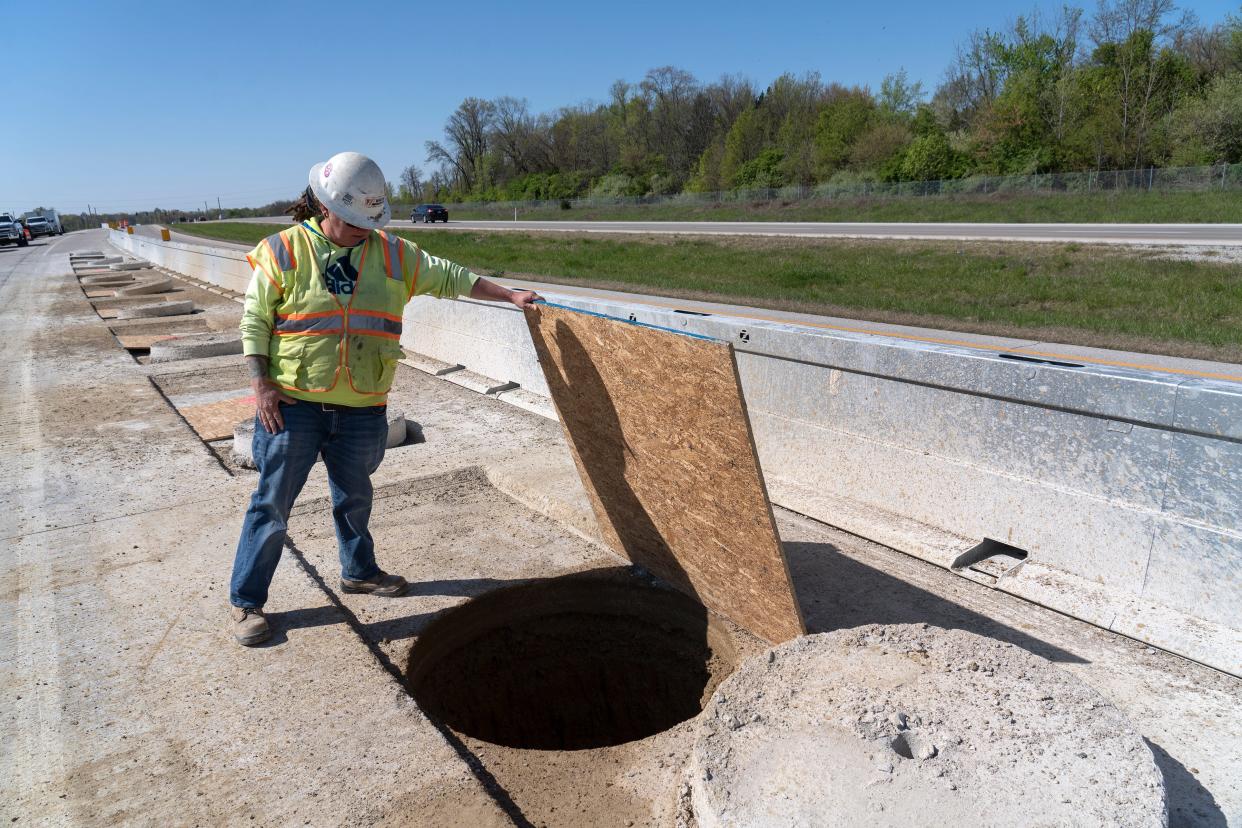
[410,204,448,223]
[23,215,54,238]
[0,213,28,247]
[34,209,64,235]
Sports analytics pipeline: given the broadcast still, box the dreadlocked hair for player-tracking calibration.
[286,186,323,223]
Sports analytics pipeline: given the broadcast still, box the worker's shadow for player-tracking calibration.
[253,604,348,647]
[361,577,523,645]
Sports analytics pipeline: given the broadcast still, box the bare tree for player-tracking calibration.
[1175,12,1242,78]
[425,97,495,192]
[635,66,702,183]
[935,29,1006,129]
[492,96,552,175]
[398,165,422,201]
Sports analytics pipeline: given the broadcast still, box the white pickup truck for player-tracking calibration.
[0,213,29,247]
[29,209,64,235]
[22,215,55,238]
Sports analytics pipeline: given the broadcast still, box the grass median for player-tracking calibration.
[171,221,1242,363]
[445,189,1242,224]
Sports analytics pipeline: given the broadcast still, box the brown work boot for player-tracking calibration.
[340,570,409,597]
[230,606,271,646]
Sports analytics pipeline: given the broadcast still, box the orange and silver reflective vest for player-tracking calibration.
[246,223,418,398]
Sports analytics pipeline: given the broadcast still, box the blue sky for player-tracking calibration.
[3,0,1237,214]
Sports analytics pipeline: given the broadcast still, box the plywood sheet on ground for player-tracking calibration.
[85,289,116,299]
[178,395,255,441]
[524,303,805,644]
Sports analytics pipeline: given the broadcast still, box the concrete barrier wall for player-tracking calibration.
[112,229,252,294]
[403,294,1241,676]
[113,228,1242,676]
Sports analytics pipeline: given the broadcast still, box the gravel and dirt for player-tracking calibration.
[689,625,1166,826]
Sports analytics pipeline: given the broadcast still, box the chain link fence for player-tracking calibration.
[404,162,1242,216]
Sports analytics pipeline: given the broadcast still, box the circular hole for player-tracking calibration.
[407,570,738,751]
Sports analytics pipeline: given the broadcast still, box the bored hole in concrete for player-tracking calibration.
[890,732,915,759]
[889,730,936,761]
[407,569,737,751]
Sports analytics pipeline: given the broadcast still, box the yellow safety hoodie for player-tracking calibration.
[246,224,414,399]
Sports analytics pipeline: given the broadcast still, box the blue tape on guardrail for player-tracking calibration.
[535,300,722,343]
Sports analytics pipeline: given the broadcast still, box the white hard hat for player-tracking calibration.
[308,151,391,229]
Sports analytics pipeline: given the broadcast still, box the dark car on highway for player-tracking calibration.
[411,204,448,223]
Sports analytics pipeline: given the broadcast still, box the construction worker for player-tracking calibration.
[229,151,540,646]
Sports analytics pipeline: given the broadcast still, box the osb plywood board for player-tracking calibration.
[178,395,255,441]
[524,302,805,644]
[116,333,176,349]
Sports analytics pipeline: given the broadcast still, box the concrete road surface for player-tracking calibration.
[227,216,1242,246]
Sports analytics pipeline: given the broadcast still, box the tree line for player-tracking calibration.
[402,0,1242,203]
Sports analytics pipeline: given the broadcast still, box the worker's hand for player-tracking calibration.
[252,378,295,434]
[508,289,543,309]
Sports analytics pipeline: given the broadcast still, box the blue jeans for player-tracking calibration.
[230,401,390,608]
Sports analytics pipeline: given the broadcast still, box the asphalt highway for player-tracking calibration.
[230,216,1242,246]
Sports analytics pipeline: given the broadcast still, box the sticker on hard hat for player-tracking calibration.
[341,193,354,205]
[364,196,384,208]
[323,162,333,178]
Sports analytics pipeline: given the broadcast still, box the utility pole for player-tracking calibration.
[217,196,222,219]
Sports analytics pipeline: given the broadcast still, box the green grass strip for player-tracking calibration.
[446,190,1242,224]
[170,221,1242,362]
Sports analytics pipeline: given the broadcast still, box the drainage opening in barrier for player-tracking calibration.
[407,569,738,751]
[952,537,1029,577]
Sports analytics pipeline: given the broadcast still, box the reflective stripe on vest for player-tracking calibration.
[378,231,403,281]
[349,309,402,339]
[264,232,297,271]
[274,311,343,335]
